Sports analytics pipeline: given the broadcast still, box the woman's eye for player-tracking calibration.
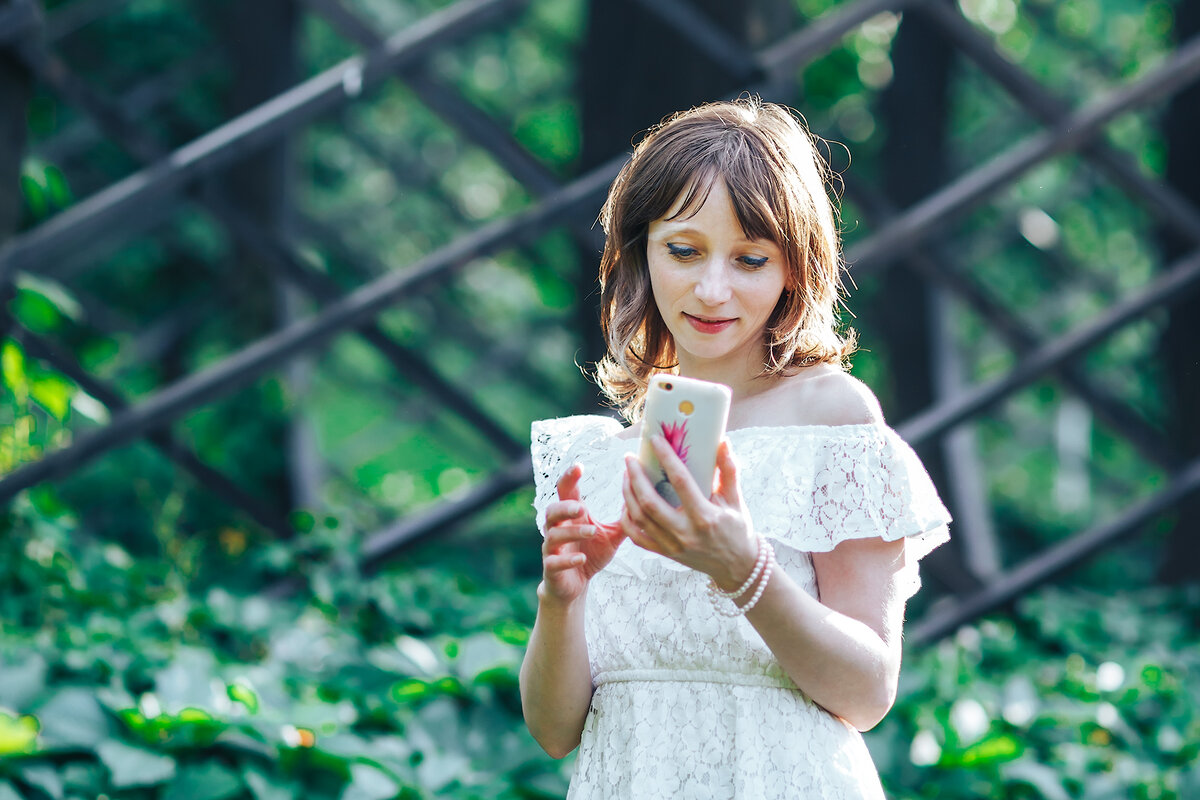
[666,243,698,259]
[740,255,769,269]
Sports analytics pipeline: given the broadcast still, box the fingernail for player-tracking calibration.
[580,526,595,536]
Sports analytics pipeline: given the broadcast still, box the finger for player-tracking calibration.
[556,463,584,502]
[625,453,685,532]
[650,435,710,509]
[620,465,655,531]
[619,505,666,556]
[544,552,586,574]
[545,498,587,528]
[621,468,677,555]
[714,438,742,506]
[543,524,595,554]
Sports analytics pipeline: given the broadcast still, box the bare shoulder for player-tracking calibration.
[774,366,885,427]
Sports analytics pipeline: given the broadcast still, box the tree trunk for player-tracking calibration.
[875,8,984,594]
[198,0,321,515]
[0,44,31,241]
[0,26,34,336]
[1157,0,1200,583]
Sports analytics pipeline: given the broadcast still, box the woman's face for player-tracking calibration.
[646,180,788,377]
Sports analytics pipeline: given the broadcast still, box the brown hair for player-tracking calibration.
[594,96,857,421]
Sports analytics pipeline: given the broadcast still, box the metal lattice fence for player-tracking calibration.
[1,0,1198,642]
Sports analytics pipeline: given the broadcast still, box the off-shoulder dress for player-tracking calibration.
[531,415,952,800]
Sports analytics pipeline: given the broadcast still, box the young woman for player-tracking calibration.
[520,97,951,798]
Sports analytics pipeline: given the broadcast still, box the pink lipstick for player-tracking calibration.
[685,313,735,333]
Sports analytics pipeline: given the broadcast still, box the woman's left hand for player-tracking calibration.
[620,437,759,591]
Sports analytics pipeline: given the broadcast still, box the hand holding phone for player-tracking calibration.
[638,375,731,506]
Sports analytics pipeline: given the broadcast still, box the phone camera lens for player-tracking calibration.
[663,383,673,391]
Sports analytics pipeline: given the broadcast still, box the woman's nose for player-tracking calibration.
[693,259,732,306]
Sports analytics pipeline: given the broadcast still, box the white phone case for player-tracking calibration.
[638,374,732,505]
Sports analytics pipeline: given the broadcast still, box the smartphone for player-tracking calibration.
[638,375,731,506]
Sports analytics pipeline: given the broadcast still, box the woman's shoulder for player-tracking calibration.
[765,365,885,429]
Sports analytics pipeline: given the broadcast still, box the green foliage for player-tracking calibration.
[871,588,1200,799]
[4,490,1198,798]
[0,494,569,799]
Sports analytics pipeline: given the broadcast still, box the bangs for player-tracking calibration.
[654,133,788,248]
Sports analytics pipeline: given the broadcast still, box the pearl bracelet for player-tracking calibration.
[707,535,767,601]
[710,540,775,618]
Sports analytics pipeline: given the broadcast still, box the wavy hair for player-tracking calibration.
[594,96,857,421]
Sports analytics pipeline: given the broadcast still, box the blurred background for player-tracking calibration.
[1,0,1198,797]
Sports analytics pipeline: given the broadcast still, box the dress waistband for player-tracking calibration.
[593,668,797,690]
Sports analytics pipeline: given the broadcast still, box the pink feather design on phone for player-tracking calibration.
[660,420,690,463]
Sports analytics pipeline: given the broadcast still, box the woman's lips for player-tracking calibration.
[685,313,736,333]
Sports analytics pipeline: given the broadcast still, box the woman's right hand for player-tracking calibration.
[541,464,626,605]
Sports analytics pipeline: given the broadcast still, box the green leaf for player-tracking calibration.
[96,739,177,788]
[155,648,219,714]
[11,291,62,334]
[0,782,23,800]
[30,373,75,420]
[244,769,295,800]
[20,762,64,799]
[341,764,399,800]
[1,340,28,402]
[228,682,259,714]
[0,712,39,756]
[44,164,73,208]
[391,679,431,704]
[964,731,1024,765]
[34,688,114,750]
[20,174,47,219]
[162,763,242,800]
[0,653,47,708]
[492,621,530,646]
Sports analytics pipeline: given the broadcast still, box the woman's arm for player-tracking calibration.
[739,535,907,730]
[519,465,626,757]
[520,584,593,758]
[621,437,907,731]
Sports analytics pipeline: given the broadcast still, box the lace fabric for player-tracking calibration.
[530,415,952,799]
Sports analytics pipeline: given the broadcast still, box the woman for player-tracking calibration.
[520,97,951,798]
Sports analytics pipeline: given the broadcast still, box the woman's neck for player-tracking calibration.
[674,349,776,404]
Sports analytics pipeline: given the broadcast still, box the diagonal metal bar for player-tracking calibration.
[295,211,566,402]
[845,176,1178,469]
[909,451,1200,645]
[11,30,531,462]
[302,0,604,250]
[359,456,533,573]
[43,0,130,43]
[896,247,1200,444]
[633,0,763,81]
[14,327,293,535]
[0,155,625,504]
[919,0,1200,250]
[37,54,219,165]
[209,199,528,458]
[844,31,1200,276]
[0,0,527,286]
[758,0,912,81]
[264,455,533,596]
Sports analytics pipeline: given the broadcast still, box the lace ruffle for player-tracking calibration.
[531,415,951,586]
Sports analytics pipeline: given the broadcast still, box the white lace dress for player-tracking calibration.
[531,415,952,800]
